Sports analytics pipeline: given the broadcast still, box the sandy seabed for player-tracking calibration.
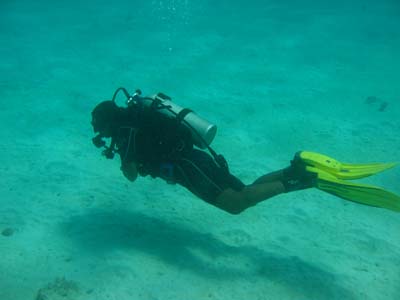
[1,1,399,299]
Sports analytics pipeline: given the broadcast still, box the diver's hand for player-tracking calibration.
[121,161,138,182]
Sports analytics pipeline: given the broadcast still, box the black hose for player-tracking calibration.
[111,87,130,103]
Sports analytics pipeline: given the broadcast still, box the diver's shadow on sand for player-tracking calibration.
[60,210,355,300]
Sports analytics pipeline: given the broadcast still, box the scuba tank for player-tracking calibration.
[127,89,217,149]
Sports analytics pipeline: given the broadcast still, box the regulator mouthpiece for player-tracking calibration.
[92,134,106,148]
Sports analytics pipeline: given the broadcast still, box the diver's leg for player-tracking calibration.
[252,168,287,184]
[253,156,317,190]
[214,167,316,215]
[214,181,285,214]
[253,151,312,185]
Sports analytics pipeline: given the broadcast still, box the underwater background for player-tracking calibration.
[1,0,399,299]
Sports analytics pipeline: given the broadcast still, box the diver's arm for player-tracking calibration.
[121,161,138,182]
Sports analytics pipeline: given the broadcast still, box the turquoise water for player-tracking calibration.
[1,1,399,299]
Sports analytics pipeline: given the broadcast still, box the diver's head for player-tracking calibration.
[91,100,123,158]
[91,87,139,159]
[91,100,120,138]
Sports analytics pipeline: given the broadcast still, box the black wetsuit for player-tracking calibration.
[115,106,245,204]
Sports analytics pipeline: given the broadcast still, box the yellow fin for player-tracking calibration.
[306,166,400,212]
[300,151,397,180]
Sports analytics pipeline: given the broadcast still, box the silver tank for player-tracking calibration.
[147,94,217,149]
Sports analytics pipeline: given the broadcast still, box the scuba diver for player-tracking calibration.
[91,87,400,214]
